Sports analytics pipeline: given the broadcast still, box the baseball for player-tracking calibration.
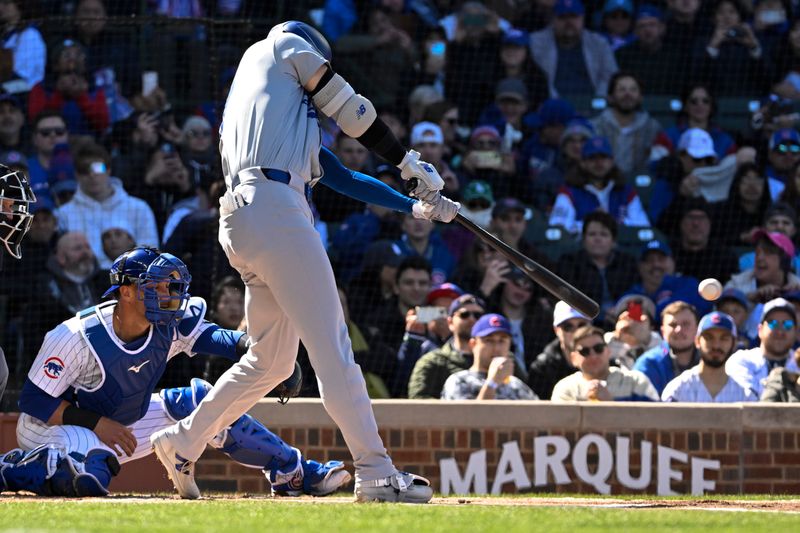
[699,278,723,301]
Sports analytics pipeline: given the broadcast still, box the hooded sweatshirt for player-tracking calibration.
[56,178,159,268]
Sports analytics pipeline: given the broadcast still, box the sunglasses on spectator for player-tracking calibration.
[37,127,67,137]
[765,319,795,331]
[576,343,606,357]
[606,10,630,18]
[511,278,533,291]
[775,143,800,154]
[691,156,716,165]
[457,310,483,320]
[689,97,710,105]
[443,116,459,125]
[560,321,589,333]
[187,129,211,138]
[466,200,492,211]
[473,140,499,149]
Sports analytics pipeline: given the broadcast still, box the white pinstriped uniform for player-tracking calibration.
[17,302,211,460]
[661,366,759,403]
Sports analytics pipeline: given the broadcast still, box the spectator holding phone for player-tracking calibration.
[692,0,768,98]
[140,140,194,230]
[441,313,537,400]
[461,125,516,193]
[605,294,662,368]
[552,324,659,401]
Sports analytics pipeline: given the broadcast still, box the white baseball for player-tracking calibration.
[698,278,723,301]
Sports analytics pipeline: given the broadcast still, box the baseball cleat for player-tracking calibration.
[354,471,433,503]
[150,429,200,500]
[271,454,352,497]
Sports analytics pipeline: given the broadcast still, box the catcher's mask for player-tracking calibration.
[0,164,36,259]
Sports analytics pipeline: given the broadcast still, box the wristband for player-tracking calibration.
[62,404,102,430]
[485,380,499,390]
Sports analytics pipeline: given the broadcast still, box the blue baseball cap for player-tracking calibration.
[502,28,528,47]
[528,98,575,129]
[582,136,613,158]
[640,240,672,259]
[636,4,663,22]
[697,311,737,338]
[604,0,633,14]
[717,288,748,309]
[471,313,512,338]
[554,0,584,16]
[769,128,800,151]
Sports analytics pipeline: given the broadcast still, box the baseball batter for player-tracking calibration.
[151,21,458,503]
[0,247,350,498]
[0,164,36,403]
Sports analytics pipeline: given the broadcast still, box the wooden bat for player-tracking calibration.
[455,213,599,319]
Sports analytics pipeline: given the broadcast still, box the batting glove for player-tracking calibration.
[398,150,444,200]
[411,195,460,223]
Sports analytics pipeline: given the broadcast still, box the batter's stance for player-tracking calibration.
[151,21,458,503]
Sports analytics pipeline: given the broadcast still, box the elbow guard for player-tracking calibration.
[311,71,376,138]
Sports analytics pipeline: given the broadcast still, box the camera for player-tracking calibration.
[152,105,173,130]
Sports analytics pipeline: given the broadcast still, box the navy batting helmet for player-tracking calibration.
[281,21,332,62]
[0,164,36,259]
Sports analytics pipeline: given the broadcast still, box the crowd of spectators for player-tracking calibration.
[2,0,800,407]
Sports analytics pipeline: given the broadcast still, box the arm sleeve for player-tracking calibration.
[318,146,415,213]
[191,325,246,361]
[19,378,64,423]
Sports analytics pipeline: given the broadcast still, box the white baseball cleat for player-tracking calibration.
[150,429,200,500]
[354,471,433,503]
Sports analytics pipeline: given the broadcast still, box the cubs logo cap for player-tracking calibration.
[471,313,512,338]
[697,311,737,338]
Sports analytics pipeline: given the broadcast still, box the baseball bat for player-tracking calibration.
[455,213,600,319]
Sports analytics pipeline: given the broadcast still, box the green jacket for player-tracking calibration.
[407,340,472,399]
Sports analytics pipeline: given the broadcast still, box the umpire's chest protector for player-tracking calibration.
[72,302,171,425]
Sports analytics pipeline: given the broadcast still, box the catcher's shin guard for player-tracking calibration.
[160,378,212,421]
[0,445,81,496]
[216,414,298,473]
[72,449,120,497]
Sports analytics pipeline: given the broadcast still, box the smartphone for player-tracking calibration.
[142,71,158,96]
[415,306,447,323]
[471,150,502,169]
[428,41,446,57]
[627,301,642,322]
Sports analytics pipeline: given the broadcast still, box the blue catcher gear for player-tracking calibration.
[281,21,332,62]
[160,378,212,421]
[102,246,161,298]
[141,252,191,339]
[0,445,87,496]
[0,164,36,259]
[72,450,120,497]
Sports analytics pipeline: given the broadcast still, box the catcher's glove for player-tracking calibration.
[268,361,303,404]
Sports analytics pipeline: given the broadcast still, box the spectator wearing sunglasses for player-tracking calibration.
[26,110,69,203]
[551,324,658,402]
[726,297,800,397]
[528,300,591,399]
[407,293,486,399]
[760,345,800,403]
[766,129,800,200]
[441,313,538,400]
[662,312,757,402]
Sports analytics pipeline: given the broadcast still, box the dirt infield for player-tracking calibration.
[3,493,800,513]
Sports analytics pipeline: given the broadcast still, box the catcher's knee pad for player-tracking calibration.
[220,414,297,473]
[160,378,213,421]
[72,449,120,497]
[0,444,77,496]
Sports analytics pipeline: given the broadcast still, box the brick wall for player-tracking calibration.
[2,402,799,495]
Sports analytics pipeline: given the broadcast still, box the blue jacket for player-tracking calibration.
[633,342,674,395]
[561,183,637,223]
[394,233,456,285]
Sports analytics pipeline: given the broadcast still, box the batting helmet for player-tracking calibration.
[281,21,332,62]
[0,164,36,259]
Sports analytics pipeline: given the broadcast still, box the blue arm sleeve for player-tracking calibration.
[318,146,415,213]
[192,325,245,361]
[19,378,63,423]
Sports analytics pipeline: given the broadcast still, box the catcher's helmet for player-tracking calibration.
[104,246,192,338]
[281,21,332,62]
[0,164,36,259]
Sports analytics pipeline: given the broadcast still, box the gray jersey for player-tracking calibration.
[220,26,327,188]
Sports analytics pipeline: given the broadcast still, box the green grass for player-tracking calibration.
[0,499,798,533]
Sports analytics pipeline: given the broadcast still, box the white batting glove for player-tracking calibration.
[411,195,460,223]
[398,150,444,198]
